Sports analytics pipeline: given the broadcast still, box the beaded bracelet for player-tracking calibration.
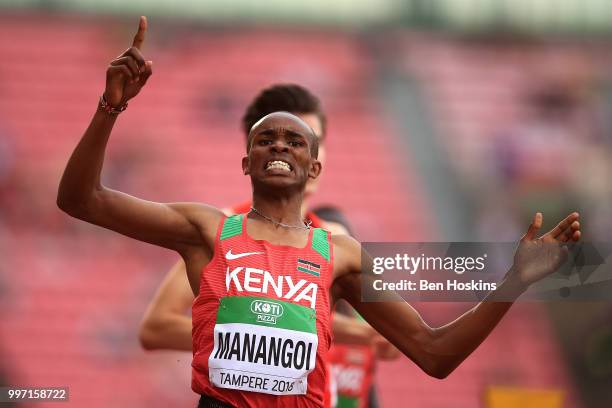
[99,94,128,115]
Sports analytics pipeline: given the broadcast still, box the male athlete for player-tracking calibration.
[57,17,581,408]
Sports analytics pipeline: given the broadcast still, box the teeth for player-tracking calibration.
[266,160,291,171]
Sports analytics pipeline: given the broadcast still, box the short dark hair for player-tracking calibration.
[242,84,326,140]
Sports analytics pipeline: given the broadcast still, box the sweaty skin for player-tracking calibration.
[58,16,581,381]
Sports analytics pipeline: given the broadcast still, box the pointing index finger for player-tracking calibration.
[132,16,147,50]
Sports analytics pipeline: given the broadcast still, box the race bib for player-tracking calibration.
[208,296,318,395]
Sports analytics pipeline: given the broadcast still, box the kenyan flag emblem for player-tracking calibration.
[297,259,320,277]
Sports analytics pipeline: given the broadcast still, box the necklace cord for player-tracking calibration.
[249,207,312,230]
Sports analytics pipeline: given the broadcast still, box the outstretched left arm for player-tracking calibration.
[332,212,580,379]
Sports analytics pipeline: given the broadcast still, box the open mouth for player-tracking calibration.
[265,160,292,172]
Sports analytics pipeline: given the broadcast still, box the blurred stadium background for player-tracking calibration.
[1,0,611,407]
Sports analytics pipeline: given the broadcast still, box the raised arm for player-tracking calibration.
[57,16,221,252]
[332,212,580,379]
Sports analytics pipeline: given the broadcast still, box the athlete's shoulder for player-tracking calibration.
[330,234,361,280]
[178,203,225,240]
[190,203,225,224]
[331,234,361,255]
